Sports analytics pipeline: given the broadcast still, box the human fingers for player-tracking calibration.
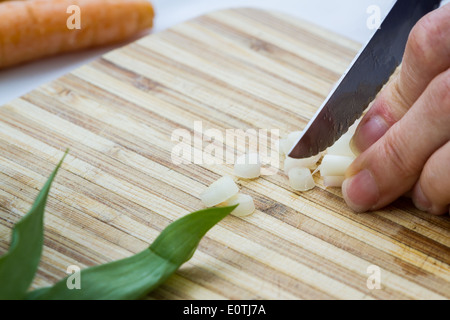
[342,68,450,212]
[351,4,450,153]
[412,141,450,216]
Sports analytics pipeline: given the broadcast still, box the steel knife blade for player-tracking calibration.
[288,0,441,159]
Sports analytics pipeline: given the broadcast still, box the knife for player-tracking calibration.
[288,0,441,159]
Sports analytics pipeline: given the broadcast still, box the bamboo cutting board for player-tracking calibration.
[0,8,449,300]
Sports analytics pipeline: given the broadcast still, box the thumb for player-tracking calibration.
[351,4,450,153]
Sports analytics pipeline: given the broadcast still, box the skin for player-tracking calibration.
[342,3,450,216]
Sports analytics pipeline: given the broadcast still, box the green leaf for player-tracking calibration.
[27,205,237,300]
[0,150,68,300]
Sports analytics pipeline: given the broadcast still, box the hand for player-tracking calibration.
[342,4,450,215]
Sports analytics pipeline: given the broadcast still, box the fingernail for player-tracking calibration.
[342,169,379,213]
[412,184,431,212]
[351,115,389,153]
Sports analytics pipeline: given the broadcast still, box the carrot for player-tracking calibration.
[0,0,154,68]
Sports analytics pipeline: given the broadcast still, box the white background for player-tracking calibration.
[0,0,447,105]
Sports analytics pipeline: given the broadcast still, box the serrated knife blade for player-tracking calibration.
[288,0,441,159]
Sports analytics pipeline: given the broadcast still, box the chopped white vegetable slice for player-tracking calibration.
[223,193,255,217]
[327,133,354,157]
[279,138,291,156]
[284,154,321,173]
[287,131,303,144]
[288,167,315,191]
[323,176,345,187]
[319,155,355,177]
[200,176,239,207]
[280,131,303,156]
[234,153,261,179]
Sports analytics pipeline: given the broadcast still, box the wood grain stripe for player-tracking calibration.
[0,9,448,299]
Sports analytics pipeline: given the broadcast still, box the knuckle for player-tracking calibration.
[435,70,450,105]
[408,12,447,64]
[391,79,412,114]
[380,131,419,180]
[428,69,450,115]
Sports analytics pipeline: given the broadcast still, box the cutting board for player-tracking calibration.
[1,8,449,300]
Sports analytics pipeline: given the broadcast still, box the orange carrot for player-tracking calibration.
[0,0,154,68]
